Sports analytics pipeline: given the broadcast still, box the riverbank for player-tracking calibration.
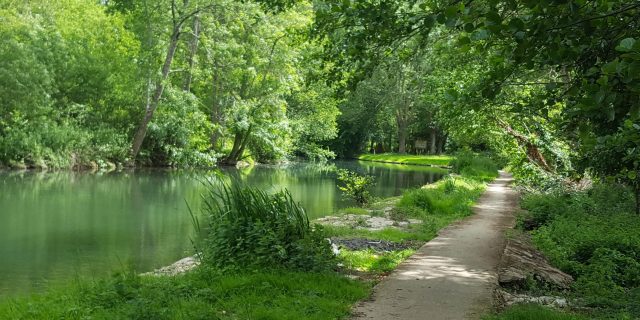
[358,153,453,167]
[484,182,640,319]
[0,155,498,319]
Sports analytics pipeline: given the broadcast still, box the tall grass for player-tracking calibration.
[200,180,335,272]
[450,150,499,182]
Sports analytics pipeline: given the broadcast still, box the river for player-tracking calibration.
[0,160,446,297]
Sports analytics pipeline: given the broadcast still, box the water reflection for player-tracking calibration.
[0,161,445,297]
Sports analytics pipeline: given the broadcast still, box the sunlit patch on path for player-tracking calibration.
[352,171,517,320]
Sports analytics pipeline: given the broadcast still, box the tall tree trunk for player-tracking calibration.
[130,26,182,162]
[397,127,407,154]
[429,128,437,154]
[182,15,200,92]
[437,132,447,154]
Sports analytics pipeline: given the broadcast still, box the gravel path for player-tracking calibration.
[351,171,518,320]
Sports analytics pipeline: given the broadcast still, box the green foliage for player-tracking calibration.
[200,180,335,272]
[522,184,640,316]
[142,89,216,167]
[0,268,368,319]
[396,177,485,218]
[336,169,375,206]
[0,1,139,168]
[358,153,453,166]
[339,249,415,275]
[450,150,500,182]
[483,304,587,320]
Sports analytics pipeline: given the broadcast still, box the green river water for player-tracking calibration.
[0,161,446,297]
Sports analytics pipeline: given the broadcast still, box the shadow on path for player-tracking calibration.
[352,171,518,320]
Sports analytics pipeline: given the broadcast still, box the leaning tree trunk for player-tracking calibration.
[220,126,252,166]
[182,15,200,92]
[130,27,182,162]
[499,121,554,173]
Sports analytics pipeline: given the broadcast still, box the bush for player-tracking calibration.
[200,180,335,272]
[450,150,499,181]
[521,183,640,315]
[336,169,375,206]
[396,176,485,219]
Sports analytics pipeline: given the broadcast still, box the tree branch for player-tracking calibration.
[547,2,640,31]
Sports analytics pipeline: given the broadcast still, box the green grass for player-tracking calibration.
[483,304,587,320]
[336,207,369,215]
[357,160,450,174]
[395,176,486,219]
[0,269,369,320]
[339,249,416,275]
[358,153,453,166]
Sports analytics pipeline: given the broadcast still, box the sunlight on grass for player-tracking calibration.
[340,249,415,274]
[358,153,453,166]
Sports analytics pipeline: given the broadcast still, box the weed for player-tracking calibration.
[336,169,375,206]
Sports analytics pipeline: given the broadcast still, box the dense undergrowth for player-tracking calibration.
[520,184,640,319]
[492,181,640,319]
[0,153,499,319]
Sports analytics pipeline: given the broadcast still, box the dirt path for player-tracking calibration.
[352,171,518,320]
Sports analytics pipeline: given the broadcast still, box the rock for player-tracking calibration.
[494,289,570,310]
[315,213,423,232]
[365,216,395,230]
[330,238,420,251]
[143,256,199,276]
[498,235,573,290]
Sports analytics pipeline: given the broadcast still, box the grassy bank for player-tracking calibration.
[326,152,498,278]
[487,183,640,319]
[0,269,368,319]
[0,154,499,319]
[358,153,453,167]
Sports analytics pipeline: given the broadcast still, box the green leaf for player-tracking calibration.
[458,36,471,45]
[615,38,636,52]
[445,5,459,18]
[470,28,489,41]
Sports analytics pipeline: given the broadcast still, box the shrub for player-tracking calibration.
[199,180,335,272]
[336,169,375,206]
[522,184,640,314]
[443,176,456,194]
[450,150,499,181]
[397,188,433,213]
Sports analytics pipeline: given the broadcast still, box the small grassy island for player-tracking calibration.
[358,153,453,167]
